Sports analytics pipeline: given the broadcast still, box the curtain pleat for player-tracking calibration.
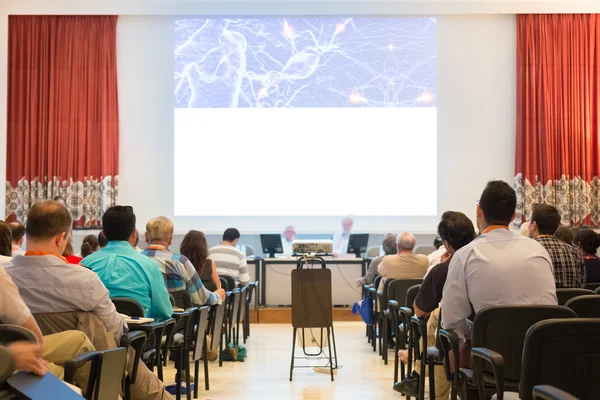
[515,14,600,226]
[6,16,119,227]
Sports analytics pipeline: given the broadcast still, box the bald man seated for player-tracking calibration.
[377,232,428,292]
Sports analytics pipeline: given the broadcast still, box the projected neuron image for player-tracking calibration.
[174,18,436,108]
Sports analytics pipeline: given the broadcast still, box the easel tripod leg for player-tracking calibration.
[289,328,297,381]
[327,327,334,382]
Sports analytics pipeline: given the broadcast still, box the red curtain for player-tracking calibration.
[515,14,600,225]
[6,16,119,227]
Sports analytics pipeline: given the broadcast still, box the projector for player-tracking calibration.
[293,240,333,255]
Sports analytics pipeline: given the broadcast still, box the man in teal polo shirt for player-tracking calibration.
[82,206,173,320]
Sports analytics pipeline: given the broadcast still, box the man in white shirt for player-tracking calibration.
[332,215,354,257]
[209,228,250,286]
[9,221,26,256]
[441,181,557,341]
[427,237,446,270]
[281,225,296,256]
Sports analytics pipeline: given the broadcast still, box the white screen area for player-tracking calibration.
[174,17,437,217]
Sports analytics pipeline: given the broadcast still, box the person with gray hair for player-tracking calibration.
[332,215,354,257]
[142,217,225,306]
[377,232,428,292]
[356,233,397,287]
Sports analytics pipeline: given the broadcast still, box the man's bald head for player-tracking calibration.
[26,201,72,240]
[396,232,416,252]
[8,221,25,245]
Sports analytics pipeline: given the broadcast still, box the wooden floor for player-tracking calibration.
[249,307,362,324]
[162,322,399,400]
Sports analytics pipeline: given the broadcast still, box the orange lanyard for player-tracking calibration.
[24,251,68,263]
[482,225,509,234]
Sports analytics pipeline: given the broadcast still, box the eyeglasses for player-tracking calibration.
[476,199,480,205]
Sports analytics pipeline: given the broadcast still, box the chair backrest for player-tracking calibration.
[405,284,421,311]
[192,307,210,362]
[414,245,436,256]
[34,311,117,351]
[583,282,600,291]
[96,347,127,400]
[387,279,423,309]
[532,385,580,400]
[209,302,226,352]
[171,289,194,309]
[471,305,577,382]
[520,319,600,400]
[238,286,248,323]
[246,280,258,307]
[119,330,147,385]
[366,246,380,258]
[565,294,600,317]
[230,289,242,327]
[555,288,595,305]
[220,275,237,291]
[0,324,38,344]
[111,297,145,317]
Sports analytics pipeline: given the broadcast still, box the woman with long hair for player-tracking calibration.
[81,235,100,258]
[180,230,221,292]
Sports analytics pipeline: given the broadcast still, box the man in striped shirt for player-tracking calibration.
[209,228,250,287]
[142,217,225,305]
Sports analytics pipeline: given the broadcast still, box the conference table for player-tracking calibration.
[257,257,369,307]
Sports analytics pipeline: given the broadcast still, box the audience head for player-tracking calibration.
[476,180,517,232]
[81,234,100,258]
[437,211,477,254]
[25,201,72,254]
[284,225,296,241]
[8,221,25,247]
[381,233,398,255]
[341,216,354,235]
[145,217,174,246]
[52,195,66,207]
[554,227,573,245]
[181,230,209,275]
[0,221,13,257]
[433,236,443,249]
[573,229,600,256]
[222,228,241,246]
[102,206,136,244]
[98,231,108,248]
[528,204,561,238]
[396,232,416,253]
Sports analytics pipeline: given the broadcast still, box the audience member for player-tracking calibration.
[356,233,397,287]
[377,232,428,292]
[0,221,14,263]
[81,234,100,258]
[6,202,173,399]
[426,236,446,271]
[133,230,143,252]
[209,228,250,287]
[529,204,586,288]
[441,181,557,343]
[554,226,574,245]
[181,230,221,292]
[5,201,127,342]
[332,215,354,257]
[81,206,173,320]
[142,217,225,305]
[98,231,108,248]
[394,211,476,397]
[282,225,296,255]
[62,240,83,264]
[573,229,600,283]
[0,265,95,390]
[9,221,26,256]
